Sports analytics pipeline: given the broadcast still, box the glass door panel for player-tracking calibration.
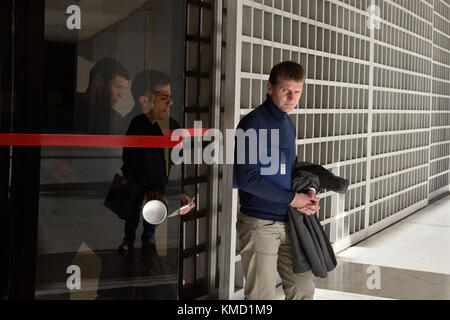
[35,0,185,300]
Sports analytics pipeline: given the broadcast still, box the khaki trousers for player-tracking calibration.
[237,212,315,300]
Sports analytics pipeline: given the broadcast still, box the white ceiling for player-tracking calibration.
[45,0,149,43]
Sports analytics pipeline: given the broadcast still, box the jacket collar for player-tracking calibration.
[265,94,287,121]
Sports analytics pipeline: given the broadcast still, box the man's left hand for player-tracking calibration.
[298,189,320,215]
[307,189,319,205]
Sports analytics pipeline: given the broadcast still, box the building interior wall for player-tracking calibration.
[220,0,450,299]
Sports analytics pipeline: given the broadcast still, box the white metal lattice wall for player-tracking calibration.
[219,0,450,299]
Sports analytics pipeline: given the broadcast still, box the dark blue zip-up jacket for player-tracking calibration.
[233,95,297,221]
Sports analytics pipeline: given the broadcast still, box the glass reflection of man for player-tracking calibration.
[118,69,195,254]
[74,57,129,134]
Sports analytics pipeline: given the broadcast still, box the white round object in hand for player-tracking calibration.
[142,200,167,225]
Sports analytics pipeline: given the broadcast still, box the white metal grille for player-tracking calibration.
[220,0,450,299]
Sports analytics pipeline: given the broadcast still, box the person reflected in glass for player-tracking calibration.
[119,69,195,255]
[74,57,129,134]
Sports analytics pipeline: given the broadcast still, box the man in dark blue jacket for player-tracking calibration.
[234,61,320,300]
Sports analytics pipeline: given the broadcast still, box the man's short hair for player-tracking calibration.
[131,69,171,103]
[88,57,130,87]
[268,61,305,86]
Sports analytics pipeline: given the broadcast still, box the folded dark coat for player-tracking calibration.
[294,162,349,194]
[288,163,348,278]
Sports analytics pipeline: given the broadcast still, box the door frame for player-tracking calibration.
[0,0,45,299]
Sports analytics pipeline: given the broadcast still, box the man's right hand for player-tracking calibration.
[290,192,320,216]
[298,204,320,215]
[290,193,313,208]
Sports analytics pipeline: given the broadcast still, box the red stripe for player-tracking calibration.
[162,128,208,136]
[0,128,210,148]
[0,134,183,148]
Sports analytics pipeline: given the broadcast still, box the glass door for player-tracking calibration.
[1,0,186,300]
[35,0,186,300]
[0,0,14,300]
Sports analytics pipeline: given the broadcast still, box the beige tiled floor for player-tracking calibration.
[274,286,392,300]
[271,193,450,300]
[313,289,392,300]
[315,193,450,300]
[337,194,450,276]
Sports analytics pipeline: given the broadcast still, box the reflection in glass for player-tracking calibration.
[36,0,185,300]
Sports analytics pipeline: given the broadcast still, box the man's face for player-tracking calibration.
[150,84,173,121]
[108,75,129,107]
[267,76,304,113]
